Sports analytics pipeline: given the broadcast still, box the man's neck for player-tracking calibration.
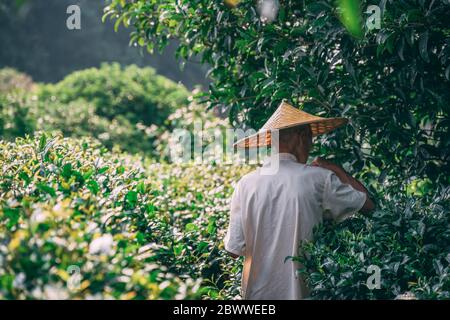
[274,148,307,164]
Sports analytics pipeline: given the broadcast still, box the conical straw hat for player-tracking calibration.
[234,101,348,148]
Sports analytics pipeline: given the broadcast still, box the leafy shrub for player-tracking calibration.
[154,90,229,160]
[0,93,157,155]
[0,66,225,157]
[296,188,450,299]
[36,99,157,155]
[0,133,252,299]
[38,63,190,126]
[0,93,36,139]
[0,68,37,139]
[0,68,34,93]
[0,62,195,155]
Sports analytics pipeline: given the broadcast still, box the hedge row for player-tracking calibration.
[0,134,252,299]
[0,64,191,156]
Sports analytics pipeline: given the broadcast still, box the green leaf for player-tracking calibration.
[98,166,110,174]
[125,191,138,208]
[36,183,56,197]
[18,172,31,185]
[114,15,124,32]
[197,241,209,253]
[38,134,47,152]
[207,218,217,235]
[145,203,156,215]
[185,223,198,232]
[87,180,99,195]
[418,31,430,63]
[3,208,20,230]
[116,166,125,174]
[173,243,184,256]
[83,169,94,180]
[136,181,145,194]
[61,163,72,179]
[337,0,364,39]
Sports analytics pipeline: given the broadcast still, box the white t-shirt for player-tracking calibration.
[224,153,367,300]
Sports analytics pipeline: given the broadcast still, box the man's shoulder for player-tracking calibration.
[234,167,269,190]
[302,164,332,177]
[238,163,332,184]
[237,168,260,185]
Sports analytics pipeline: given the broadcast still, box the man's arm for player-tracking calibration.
[311,157,375,214]
[224,181,246,258]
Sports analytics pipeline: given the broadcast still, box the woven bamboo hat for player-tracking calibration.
[234,101,348,148]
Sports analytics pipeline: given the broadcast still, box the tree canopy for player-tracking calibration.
[105,0,450,188]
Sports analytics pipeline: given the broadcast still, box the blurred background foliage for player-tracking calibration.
[0,0,449,300]
[38,63,190,127]
[0,65,192,155]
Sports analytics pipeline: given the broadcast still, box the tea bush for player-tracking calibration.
[0,133,252,299]
[296,187,449,299]
[153,90,229,160]
[0,63,196,155]
[0,93,36,140]
[0,93,156,155]
[38,63,190,127]
[0,68,34,94]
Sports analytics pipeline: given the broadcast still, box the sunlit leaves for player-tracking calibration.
[336,0,363,39]
[0,133,252,299]
[224,0,241,8]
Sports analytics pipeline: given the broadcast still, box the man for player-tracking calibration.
[224,101,375,300]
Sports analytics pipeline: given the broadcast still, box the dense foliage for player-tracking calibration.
[1,132,447,299]
[105,0,450,186]
[296,187,449,299]
[0,93,157,154]
[0,134,252,299]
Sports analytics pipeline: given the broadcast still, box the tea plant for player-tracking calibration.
[296,188,449,299]
[38,63,189,127]
[0,133,252,299]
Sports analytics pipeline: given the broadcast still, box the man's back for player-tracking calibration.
[224,153,366,299]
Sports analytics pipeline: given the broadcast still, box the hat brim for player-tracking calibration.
[233,117,348,148]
